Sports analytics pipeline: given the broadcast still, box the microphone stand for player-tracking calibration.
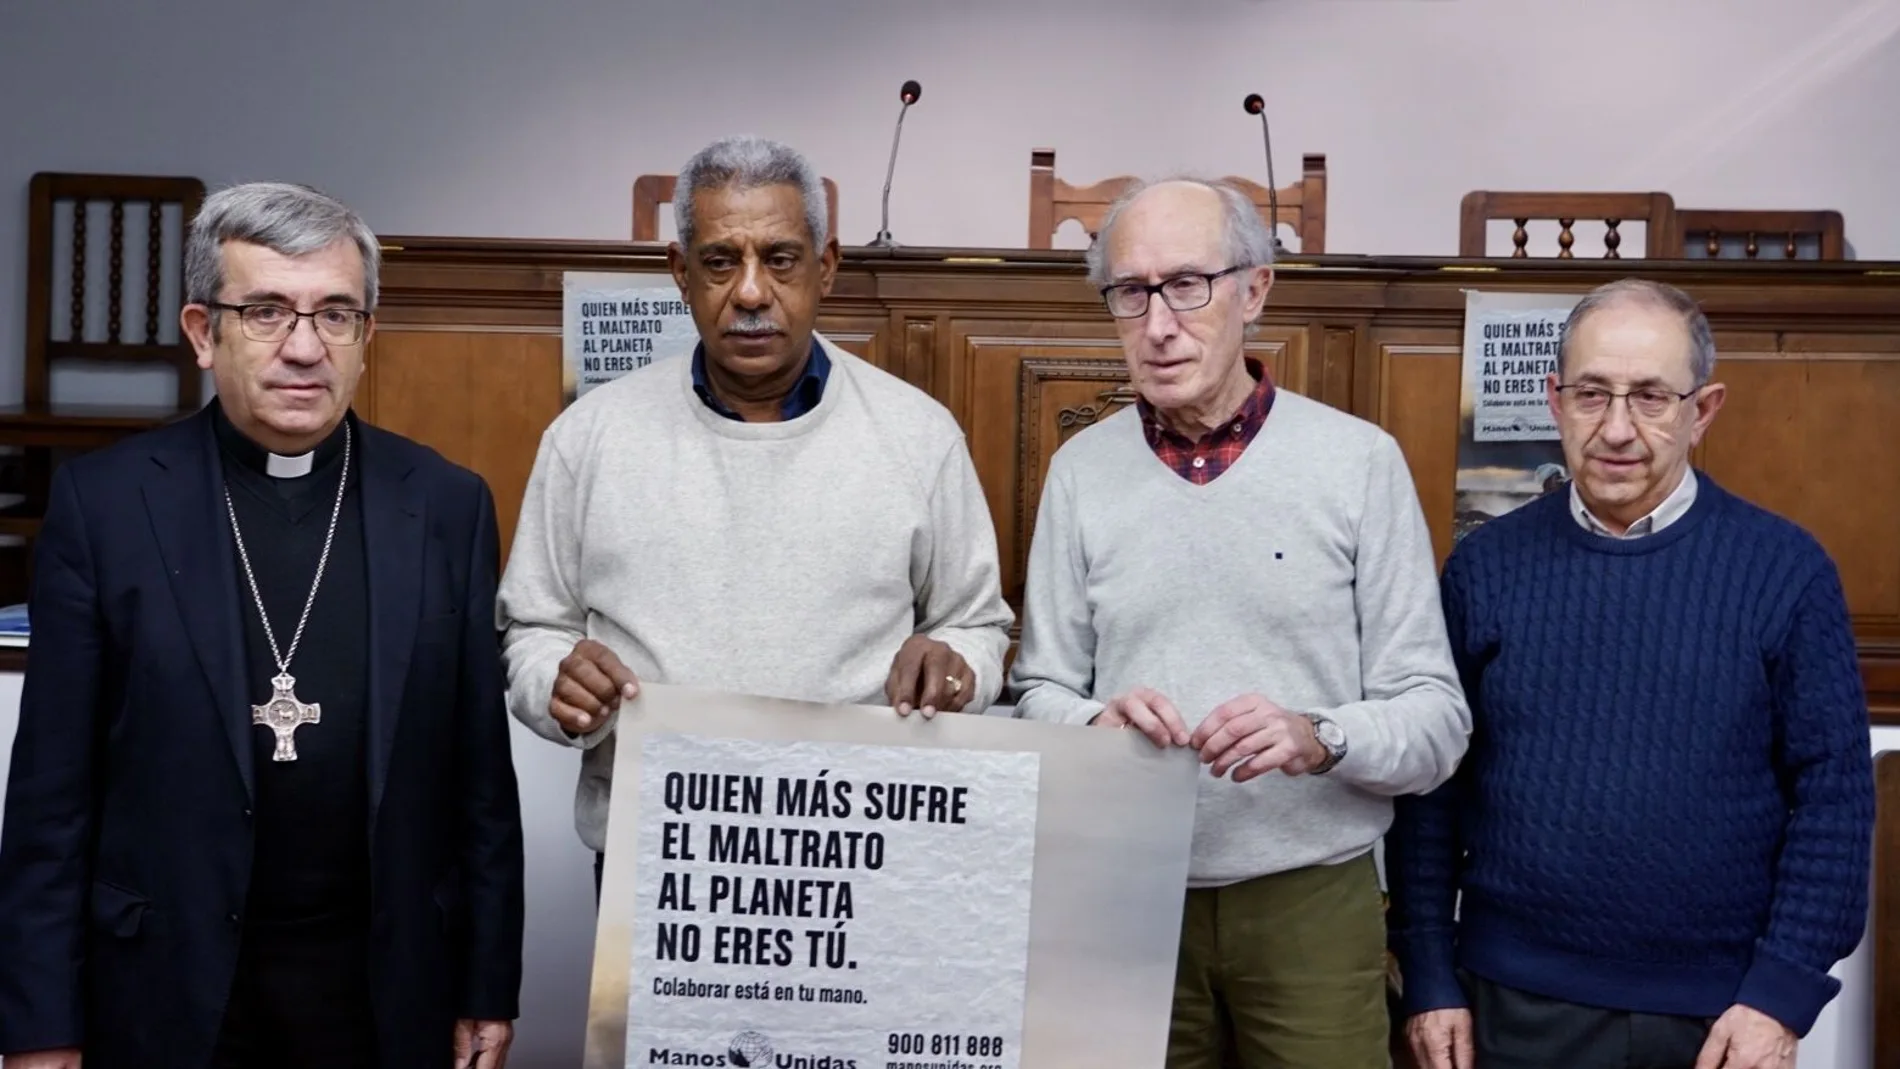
[1260,120,1285,257]
[868,97,916,248]
[1245,94,1287,257]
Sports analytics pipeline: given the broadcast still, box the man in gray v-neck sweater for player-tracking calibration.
[1010,177,1469,1068]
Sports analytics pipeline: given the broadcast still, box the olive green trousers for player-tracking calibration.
[1168,852,1389,1069]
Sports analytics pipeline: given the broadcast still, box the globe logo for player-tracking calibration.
[728,1031,774,1068]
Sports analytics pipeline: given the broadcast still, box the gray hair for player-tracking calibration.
[1560,278,1716,386]
[185,181,381,333]
[1084,176,1277,287]
[674,135,829,251]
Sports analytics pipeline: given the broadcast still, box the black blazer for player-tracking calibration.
[0,405,524,1069]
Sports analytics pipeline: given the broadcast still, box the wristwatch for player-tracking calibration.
[1305,713,1347,774]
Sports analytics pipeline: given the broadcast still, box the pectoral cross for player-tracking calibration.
[253,672,321,762]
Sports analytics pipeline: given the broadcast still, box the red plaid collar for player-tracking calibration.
[1135,360,1276,484]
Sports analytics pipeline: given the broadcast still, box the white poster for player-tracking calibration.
[562,271,698,403]
[1453,290,1581,543]
[1462,290,1573,442]
[627,731,1039,1069]
[585,683,1199,1069]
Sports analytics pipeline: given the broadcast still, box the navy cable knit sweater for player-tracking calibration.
[1386,473,1875,1036]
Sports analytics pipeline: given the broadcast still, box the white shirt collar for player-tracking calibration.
[1571,468,1698,538]
[265,451,315,478]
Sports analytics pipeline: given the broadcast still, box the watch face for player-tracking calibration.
[1316,720,1345,748]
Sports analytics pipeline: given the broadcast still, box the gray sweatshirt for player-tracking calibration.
[497,338,1014,853]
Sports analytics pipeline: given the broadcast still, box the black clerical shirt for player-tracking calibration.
[212,405,372,928]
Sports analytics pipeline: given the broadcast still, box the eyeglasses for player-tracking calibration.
[1100,266,1246,319]
[1554,383,1700,423]
[211,302,370,345]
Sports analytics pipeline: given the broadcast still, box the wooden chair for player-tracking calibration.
[1027,148,1327,254]
[632,173,840,243]
[0,172,206,600]
[1676,208,1845,260]
[1458,191,1679,258]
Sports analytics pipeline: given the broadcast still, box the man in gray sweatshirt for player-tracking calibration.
[497,136,1014,886]
[1008,177,1470,1068]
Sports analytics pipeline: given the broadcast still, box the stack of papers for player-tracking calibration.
[0,603,29,648]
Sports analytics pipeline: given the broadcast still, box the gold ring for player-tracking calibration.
[946,675,962,694]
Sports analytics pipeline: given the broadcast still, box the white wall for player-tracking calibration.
[2,0,1898,407]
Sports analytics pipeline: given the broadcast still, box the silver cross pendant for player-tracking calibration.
[253,671,321,762]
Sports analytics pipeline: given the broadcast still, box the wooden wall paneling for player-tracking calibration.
[351,352,378,423]
[956,324,1127,607]
[1789,334,1900,714]
[1348,316,1382,420]
[1012,354,1134,604]
[1697,334,1900,666]
[909,317,944,403]
[1816,362,1895,621]
[365,240,1900,722]
[812,313,891,371]
[1779,335,1900,631]
[1317,323,1358,411]
[1249,326,1308,396]
[364,327,565,564]
[1686,331,1900,714]
[1870,654,1900,722]
[1695,334,1813,520]
[900,318,935,396]
[1368,329,1465,566]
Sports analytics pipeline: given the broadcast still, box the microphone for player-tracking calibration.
[1242,93,1287,255]
[868,80,922,248]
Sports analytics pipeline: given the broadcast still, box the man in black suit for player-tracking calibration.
[0,182,524,1069]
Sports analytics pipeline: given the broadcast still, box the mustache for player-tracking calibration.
[725,312,783,336]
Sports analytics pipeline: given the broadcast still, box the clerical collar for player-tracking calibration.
[211,400,351,480]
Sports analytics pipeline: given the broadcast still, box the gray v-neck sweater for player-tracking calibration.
[1009,389,1470,886]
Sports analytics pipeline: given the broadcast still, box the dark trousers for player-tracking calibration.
[211,915,379,1069]
[1466,971,1715,1069]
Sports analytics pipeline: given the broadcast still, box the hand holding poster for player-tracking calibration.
[586,684,1201,1069]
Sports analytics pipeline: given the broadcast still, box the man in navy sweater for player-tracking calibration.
[1387,278,1875,1069]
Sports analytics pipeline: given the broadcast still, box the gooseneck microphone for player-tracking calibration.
[1243,93,1287,255]
[868,80,922,248]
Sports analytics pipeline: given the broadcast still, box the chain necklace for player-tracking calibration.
[224,421,352,762]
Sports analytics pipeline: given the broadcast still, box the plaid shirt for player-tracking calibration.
[1136,360,1276,484]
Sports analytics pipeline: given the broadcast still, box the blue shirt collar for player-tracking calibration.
[691,337,830,422]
